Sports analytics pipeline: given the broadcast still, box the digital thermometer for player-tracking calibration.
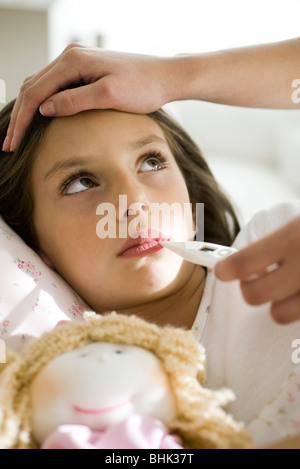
[159,240,238,268]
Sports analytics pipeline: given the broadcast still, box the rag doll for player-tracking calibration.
[0,312,253,449]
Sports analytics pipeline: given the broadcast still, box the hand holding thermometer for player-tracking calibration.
[159,240,238,268]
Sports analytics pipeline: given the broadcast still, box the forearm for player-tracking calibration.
[5,38,300,152]
[166,37,300,109]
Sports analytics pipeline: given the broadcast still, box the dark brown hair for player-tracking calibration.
[0,100,240,250]
[0,101,53,249]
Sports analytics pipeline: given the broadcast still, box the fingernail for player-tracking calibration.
[2,136,10,152]
[40,100,56,116]
[10,138,16,152]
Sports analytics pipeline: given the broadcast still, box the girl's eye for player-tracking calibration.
[67,177,95,195]
[61,172,97,195]
[139,152,168,172]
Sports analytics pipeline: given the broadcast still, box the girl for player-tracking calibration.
[0,99,299,447]
[0,101,239,327]
[5,40,300,325]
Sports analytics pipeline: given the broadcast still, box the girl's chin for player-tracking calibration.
[90,282,176,312]
[84,260,186,311]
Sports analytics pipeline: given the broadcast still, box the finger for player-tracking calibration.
[3,51,71,151]
[270,291,300,324]
[40,82,103,116]
[25,43,86,90]
[240,259,300,305]
[9,65,84,151]
[39,78,118,116]
[5,85,44,152]
[2,76,38,150]
[215,229,287,282]
[4,44,86,151]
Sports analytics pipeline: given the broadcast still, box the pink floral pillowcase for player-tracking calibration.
[0,217,89,351]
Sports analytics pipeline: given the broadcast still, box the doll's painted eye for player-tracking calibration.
[115,350,123,354]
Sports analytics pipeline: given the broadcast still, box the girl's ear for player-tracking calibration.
[38,251,56,270]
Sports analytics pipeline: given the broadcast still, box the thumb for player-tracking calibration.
[39,81,110,116]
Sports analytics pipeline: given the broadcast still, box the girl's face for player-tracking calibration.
[32,110,196,312]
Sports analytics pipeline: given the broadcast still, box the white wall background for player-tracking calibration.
[0,0,300,225]
[0,7,48,104]
[47,0,300,57]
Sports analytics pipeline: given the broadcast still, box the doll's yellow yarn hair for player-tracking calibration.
[0,312,253,449]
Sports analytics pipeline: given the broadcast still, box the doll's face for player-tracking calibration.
[30,342,176,444]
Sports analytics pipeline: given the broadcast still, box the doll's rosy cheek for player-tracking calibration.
[30,366,73,444]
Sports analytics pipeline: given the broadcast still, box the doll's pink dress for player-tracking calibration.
[41,413,183,449]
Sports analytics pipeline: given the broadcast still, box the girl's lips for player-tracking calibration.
[119,239,165,258]
[118,231,170,259]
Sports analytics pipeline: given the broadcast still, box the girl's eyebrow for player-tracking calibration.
[44,156,94,181]
[44,135,168,181]
[128,134,167,151]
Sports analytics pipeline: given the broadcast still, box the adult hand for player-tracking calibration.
[215,216,300,324]
[3,44,174,152]
[4,37,300,153]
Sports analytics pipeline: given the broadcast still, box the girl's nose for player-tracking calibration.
[125,203,148,218]
[119,201,150,238]
[115,178,151,222]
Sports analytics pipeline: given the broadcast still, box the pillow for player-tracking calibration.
[0,217,89,351]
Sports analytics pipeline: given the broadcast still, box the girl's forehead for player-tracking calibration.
[47,109,166,141]
[36,110,170,169]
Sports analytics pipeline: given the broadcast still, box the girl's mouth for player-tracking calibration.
[118,230,170,259]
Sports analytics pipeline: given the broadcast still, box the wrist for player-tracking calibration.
[161,54,200,103]
[162,51,247,106]
[161,54,209,104]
